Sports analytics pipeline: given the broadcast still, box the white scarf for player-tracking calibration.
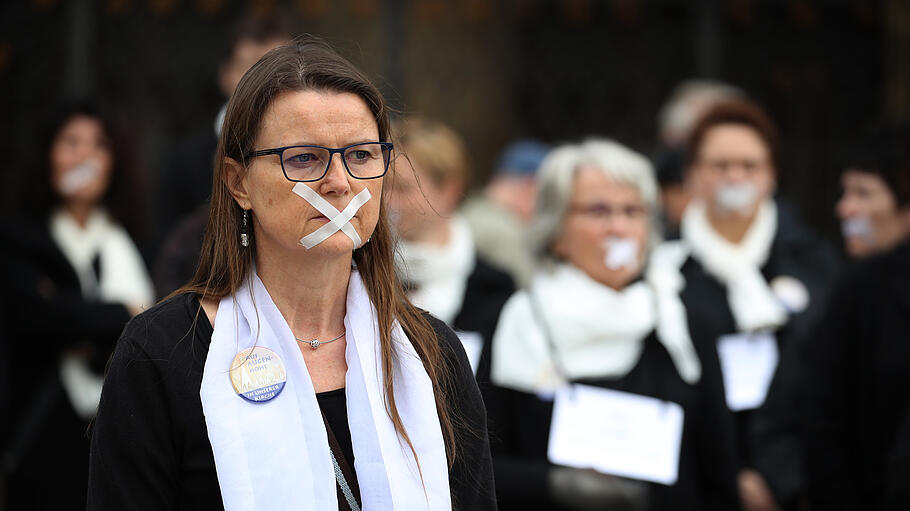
[491,263,701,394]
[681,200,788,332]
[200,270,451,511]
[50,208,154,419]
[50,208,154,305]
[395,216,476,325]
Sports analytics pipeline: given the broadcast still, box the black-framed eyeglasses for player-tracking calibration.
[245,142,393,182]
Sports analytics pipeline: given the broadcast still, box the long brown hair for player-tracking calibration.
[177,35,457,469]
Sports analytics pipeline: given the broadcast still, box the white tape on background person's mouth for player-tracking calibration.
[603,236,640,270]
[60,161,101,196]
[292,183,371,249]
[715,182,758,215]
[841,216,876,244]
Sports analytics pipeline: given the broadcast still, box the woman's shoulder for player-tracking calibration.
[119,292,211,360]
[422,313,471,374]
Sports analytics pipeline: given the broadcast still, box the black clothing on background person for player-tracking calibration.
[88,292,497,511]
[678,201,841,508]
[439,256,514,385]
[804,240,910,511]
[485,327,739,511]
[153,205,208,299]
[155,130,216,244]
[0,218,133,510]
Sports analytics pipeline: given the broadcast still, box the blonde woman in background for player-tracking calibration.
[388,117,515,382]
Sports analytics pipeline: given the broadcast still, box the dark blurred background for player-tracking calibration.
[1,0,907,248]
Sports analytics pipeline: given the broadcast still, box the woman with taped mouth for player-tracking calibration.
[835,123,910,259]
[2,101,153,510]
[88,36,496,511]
[659,100,840,511]
[486,139,739,511]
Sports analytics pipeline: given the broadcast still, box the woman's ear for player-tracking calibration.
[223,157,252,210]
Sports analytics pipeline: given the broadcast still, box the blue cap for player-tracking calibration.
[496,139,550,176]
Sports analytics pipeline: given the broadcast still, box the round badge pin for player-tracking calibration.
[771,275,810,314]
[229,346,287,403]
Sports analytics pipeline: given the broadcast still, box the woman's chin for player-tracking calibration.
[297,231,362,256]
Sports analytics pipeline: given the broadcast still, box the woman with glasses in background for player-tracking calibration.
[666,100,841,511]
[487,139,738,511]
[88,37,495,511]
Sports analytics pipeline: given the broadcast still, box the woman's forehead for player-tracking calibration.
[59,114,103,136]
[256,89,378,148]
[572,166,643,201]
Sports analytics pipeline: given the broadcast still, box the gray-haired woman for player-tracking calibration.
[485,139,739,511]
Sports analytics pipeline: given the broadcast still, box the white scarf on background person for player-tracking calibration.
[50,208,154,419]
[491,263,701,394]
[50,208,154,305]
[680,200,788,332]
[200,270,451,511]
[395,216,476,325]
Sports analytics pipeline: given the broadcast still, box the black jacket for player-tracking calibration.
[678,209,841,508]
[485,326,740,511]
[452,256,515,386]
[87,292,497,511]
[803,240,910,510]
[0,218,133,510]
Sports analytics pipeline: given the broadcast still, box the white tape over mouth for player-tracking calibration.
[292,183,372,250]
[603,236,640,270]
[841,216,876,243]
[715,182,758,214]
[60,161,101,196]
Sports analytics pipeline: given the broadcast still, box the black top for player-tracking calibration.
[87,292,497,511]
[316,387,355,473]
[678,208,841,508]
[803,240,910,510]
[485,329,740,511]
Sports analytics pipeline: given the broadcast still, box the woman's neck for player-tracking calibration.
[706,205,758,245]
[406,216,451,247]
[63,202,95,229]
[255,248,351,341]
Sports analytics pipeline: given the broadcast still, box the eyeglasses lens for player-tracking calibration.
[280,143,390,182]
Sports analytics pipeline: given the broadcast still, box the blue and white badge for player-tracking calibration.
[229,346,287,403]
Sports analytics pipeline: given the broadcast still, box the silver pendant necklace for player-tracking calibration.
[295,330,346,350]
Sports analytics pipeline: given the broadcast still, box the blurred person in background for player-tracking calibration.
[652,80,746,238]
[153,17,291,298]
[0,101,153,509]
[388,118,514,382]
[664,100,840,510]
[652,146,687,240]
[487,139,739,511]
[461,139,550,288]
[835,123,910,259]
[802,127,910,510]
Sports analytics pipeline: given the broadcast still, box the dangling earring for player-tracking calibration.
[240,210,250,247]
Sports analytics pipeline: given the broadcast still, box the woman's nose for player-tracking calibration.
[604,214,632,237]
[318,154,352,195]
[836,194,858,219]
[723,165,749,182]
